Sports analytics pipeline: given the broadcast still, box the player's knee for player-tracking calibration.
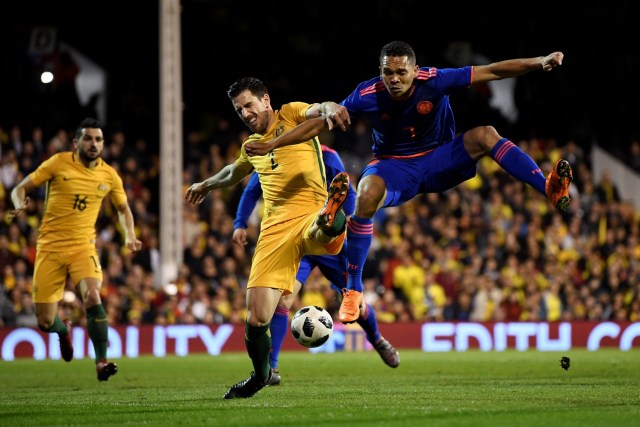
[465,125,500,155]
[36,317,54,332]
[82,287,102,306]
[246,314,269,327]
[356,188,384,217]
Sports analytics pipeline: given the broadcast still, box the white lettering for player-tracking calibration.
[153,325,166,357]
[71,327,85,359]
[166,325,198,356]
[536,322,571,351]
[49,330,61,360]
[619,323,640,351]
[422,322,572,352]
[4,322,639,360]
[126,326,140,357]
[198,325,233,355]
[507,322,536,350]
[107,326,123,358]
[587,322,619,351]
[455,323,493,351]
[2,328,47,361]
[422,323,454,351]
[494,323,507,351]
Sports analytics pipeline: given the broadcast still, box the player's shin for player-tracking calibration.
[356,303,382,344]
[86,304,109,361]
[345,216,373,292]
[245,322,271,382]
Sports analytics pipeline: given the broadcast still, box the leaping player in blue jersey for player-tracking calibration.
[244,41,572,324]
[232,144,400,386]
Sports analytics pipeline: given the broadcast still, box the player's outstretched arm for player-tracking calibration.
[472,51,564,84]
[307,102,351,131]
[185,163,252,205]
[245,116,329,156]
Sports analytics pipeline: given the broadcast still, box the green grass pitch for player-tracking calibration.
[1,349,639,426]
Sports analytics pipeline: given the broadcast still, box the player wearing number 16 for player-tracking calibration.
[9,117,142,381]
[185,77,351,399]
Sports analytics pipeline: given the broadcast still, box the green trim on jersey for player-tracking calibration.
[312,136,326,188]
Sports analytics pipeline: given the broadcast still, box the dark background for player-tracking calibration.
[1,0,637,156]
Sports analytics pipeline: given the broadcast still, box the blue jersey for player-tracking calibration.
[340,66,472,157]
[233,145,356,229]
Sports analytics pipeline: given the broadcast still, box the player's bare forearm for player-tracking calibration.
[245,117,327,156]
[9,177,35,218]
[205,163,248,189]
[275,116,326,146]
[117,203,142,251]
[473,51,563,83]
[185,163,249,204]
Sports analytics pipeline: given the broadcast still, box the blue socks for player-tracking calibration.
[345,216,373,293]
[356,303,382,344]
[490,138,546,195]
[269,307,289,370]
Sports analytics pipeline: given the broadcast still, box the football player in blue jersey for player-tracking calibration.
[232,144,400,386]
[244,41,573,324]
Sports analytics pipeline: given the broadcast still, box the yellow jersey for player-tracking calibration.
[235,102,327,231]
[29,152,127,252]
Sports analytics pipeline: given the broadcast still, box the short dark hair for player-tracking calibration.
[379,41,416,65]
[75,117,101,139]
[227,77,268,100]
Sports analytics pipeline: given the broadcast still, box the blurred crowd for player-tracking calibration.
[1,120,640,329]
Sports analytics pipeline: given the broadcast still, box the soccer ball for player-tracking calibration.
[290,305,333,348]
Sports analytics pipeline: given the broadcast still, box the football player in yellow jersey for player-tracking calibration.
[185,77,350,399]
[9,117,142,381]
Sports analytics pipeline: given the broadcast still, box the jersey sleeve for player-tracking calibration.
[236,133,261,169]
[279,102,311,125]
[233,173,263,229]
[435,66,473,94]
[340,84,364,116]
[29,154,60,186]
[339,77,381,117]
[108,169,128,207]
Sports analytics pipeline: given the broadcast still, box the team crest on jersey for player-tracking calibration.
[98,183,108,191]
[417,101,433,115]
[275,125,285,137]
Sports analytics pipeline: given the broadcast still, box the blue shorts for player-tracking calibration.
[361,135,476,208]
[296,250,348,292]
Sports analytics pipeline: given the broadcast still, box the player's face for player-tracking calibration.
[76,128,104,163]
[232,90,271,134]
[380,55,418,100]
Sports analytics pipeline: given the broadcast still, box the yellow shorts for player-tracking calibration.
[32,249,103,303]
[248,214,345,294]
